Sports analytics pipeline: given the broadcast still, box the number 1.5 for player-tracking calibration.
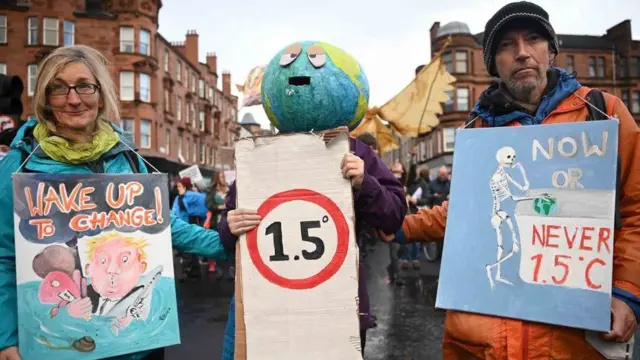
[266,221,326,262]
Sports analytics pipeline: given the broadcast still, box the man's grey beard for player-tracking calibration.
[503,69,545,103]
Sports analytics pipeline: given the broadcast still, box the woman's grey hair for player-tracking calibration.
[32,45,119,130]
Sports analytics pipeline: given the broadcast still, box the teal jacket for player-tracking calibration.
[0,120,227,359]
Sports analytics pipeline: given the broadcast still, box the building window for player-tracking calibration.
[28,17,38,45]
[199,111,205,131]
[139,73,151,102]
[164,89,170,112]
[632,92,640,114]
[121,119,135,136]
[63,21,74,46]
[28,65,38,96]
[191,75,197,93]
[443,128,455,152]
[176,60,182,82]
[178,137,183,157]
[120,27,134,53]
[165,129,170,154]
[210,147,215,166]
[456,88,469,112]
[596,57,605,78]
[200,143,205,164]
[618,56,627,78]
[588,57,596,77]
[208,86,214,103]
[622,91,630,110]
[192,142,197,162]
[176,96,182,121]
[443,90,454,113]
[43,18,58,46]
[119,72,134,100]
[566,55,574,74]
[140,119,151,149]
[455,51,468,73]
[0,63,5,75]
[190,103,195,125]
[0,15,6,44]
[631,57,640,78]
[139,29,150,56]
[443,52,453,73]
[164,49,169,72]
[199,79,205,98]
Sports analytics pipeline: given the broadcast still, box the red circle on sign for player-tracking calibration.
[245,189,349,290]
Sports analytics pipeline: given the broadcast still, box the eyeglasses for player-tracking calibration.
[47,83,101,96]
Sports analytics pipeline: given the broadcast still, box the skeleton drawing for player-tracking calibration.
[486,146,536,289]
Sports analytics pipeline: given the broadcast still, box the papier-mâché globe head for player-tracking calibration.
[261,41,370,133]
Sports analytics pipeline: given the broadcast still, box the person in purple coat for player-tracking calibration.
[220,130,407,359]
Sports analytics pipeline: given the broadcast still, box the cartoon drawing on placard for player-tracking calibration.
[487,146,555,289]
[437,121,618,333]
[13,174,179,360]
[34,232,163,335]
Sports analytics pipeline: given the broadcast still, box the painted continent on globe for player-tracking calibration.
[533,194,558,216]
[261,41,370,133]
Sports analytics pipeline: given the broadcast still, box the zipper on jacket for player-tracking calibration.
[522,323,529,360]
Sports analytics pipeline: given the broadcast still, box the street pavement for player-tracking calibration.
[164,244,640,360]
[165,243,446,360]
[363,243,445,360]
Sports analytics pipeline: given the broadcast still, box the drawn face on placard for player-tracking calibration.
[496,146,517,167]
[85,235,148,299]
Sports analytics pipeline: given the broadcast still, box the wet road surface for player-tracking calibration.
[165,243,446,360]
[363,243,445,360]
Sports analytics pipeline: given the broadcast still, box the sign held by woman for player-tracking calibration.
[12,173,179,360]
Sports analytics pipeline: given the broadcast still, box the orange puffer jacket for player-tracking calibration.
[402,86,640,359]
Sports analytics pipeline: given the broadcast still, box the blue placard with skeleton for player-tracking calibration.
[436,120,619,332]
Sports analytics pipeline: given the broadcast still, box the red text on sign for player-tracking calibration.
[25,183,96,217]
[531,224,611,254]
[70,207,158,232]
[530,253,607,289]
[105,182,144,208]
[29,219,55,239]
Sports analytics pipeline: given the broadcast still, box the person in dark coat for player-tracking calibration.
[219,129,407,359]
[355,132,381,258]
[428,165,451,207]
[400,164,423,269]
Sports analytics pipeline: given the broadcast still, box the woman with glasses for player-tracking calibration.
[0,45,227,360]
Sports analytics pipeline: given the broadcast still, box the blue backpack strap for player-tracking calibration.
[123,150,141,173]
[585,89,622,230]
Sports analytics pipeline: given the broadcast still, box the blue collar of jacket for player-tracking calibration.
[471,67,582,127]
[10,119,138,171]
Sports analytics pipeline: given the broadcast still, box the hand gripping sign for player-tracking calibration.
[234,132,362,360]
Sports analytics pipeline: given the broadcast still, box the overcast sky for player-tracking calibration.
[159,0,640,129]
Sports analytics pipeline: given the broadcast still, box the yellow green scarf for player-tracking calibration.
[33,120,120,164]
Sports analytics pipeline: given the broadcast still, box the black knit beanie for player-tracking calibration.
[483,1,559,77]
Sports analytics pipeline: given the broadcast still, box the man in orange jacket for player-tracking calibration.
[382,1,640,359]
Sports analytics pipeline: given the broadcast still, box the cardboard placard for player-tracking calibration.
[178,165,203,184]
[234,132,361,360]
